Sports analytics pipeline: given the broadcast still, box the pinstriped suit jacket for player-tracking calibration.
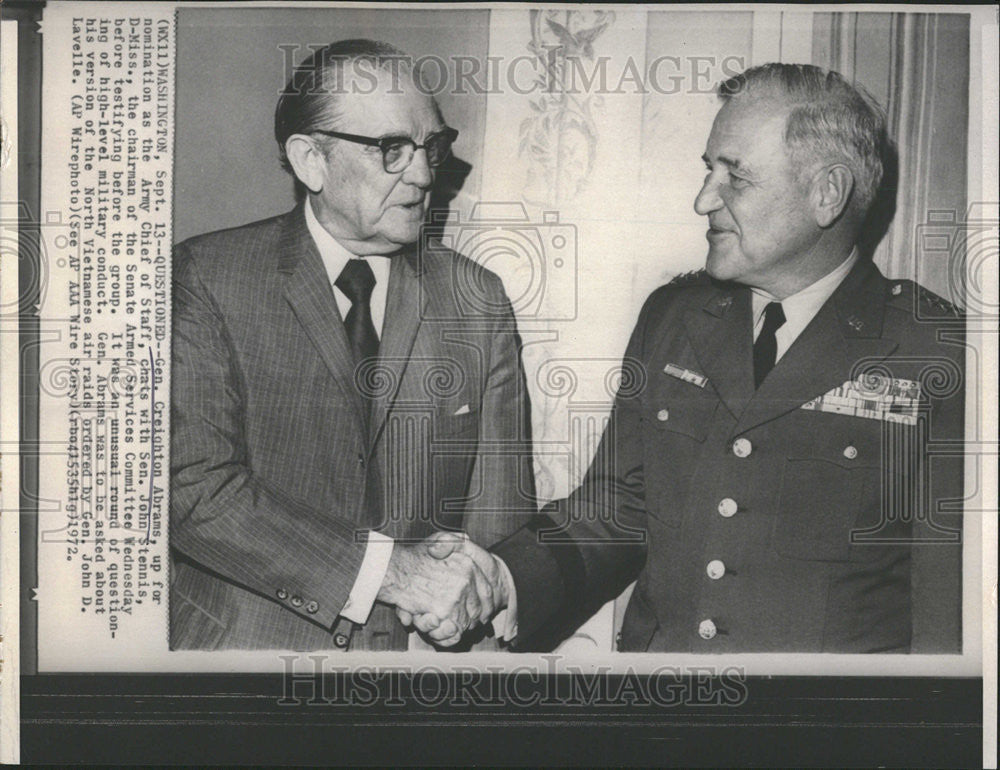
[170,205,535,651]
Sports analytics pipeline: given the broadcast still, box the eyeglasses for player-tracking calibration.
[311,126,459,173]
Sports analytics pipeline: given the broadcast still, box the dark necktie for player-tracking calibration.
[753,301,786,388]
[335,259,379,368]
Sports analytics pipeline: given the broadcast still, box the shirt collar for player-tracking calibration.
[752,247,859,327]
[304,197,390,286]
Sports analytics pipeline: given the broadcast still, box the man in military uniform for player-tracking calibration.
[414,62,964,653]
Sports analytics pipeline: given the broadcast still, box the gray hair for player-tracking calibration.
[718,63,888,213]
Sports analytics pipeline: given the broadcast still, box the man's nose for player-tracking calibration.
[694,176,722,216]
[402,148,433,188]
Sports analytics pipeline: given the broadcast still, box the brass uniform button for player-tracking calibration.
[732,438,752,458]
[717,498,738,518]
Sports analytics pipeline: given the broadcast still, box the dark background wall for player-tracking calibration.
[174,8,490,243]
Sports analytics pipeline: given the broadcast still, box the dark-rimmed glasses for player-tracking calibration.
[311,126,459,173]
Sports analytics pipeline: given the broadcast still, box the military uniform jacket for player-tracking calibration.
[496,259,964,653]
[170,206,534,651]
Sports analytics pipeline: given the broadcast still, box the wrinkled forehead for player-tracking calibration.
[333,67,444,137]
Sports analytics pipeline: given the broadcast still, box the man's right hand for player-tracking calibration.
[393,534,510,646]
[377,532,502,645]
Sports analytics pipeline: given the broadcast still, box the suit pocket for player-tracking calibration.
[773,433,882,562]
[433,403,479,438]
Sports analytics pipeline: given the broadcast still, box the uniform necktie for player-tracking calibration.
[753,301,785,388]
[335,259,379,367]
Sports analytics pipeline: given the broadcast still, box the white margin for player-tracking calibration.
[973,15,999,768]
[1,17,22,766]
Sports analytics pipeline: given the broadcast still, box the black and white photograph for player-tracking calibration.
[1,2,996,765]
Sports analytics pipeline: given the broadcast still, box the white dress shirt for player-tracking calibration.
[497,248,860,644]
[751,248,858,359]
[305,197,392,335]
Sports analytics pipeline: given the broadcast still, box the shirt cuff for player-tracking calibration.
[340,531,394,625]
[491,554,518,641]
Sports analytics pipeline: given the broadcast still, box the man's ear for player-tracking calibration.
[811,163,854,228]
[284,134,326,194]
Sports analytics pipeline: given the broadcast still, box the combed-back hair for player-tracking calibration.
[274,38,422,173]
[718,63,888,212]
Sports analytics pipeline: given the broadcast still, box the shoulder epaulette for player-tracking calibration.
[667,269,708,287]
[887,280,962,317]
[917,285,961,316]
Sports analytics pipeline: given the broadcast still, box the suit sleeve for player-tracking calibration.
[493,290,665,650]
[910,322,965,653]
[170,244,366,630]
[462,281,536,550]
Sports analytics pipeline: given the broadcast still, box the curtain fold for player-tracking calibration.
[814,12,969,303]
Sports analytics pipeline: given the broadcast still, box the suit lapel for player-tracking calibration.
[682,287,756,421]
[277,207,367,435]
[734,259,898,434]
[368,248,427,451]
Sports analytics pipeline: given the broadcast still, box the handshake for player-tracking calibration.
[376,532,510,647]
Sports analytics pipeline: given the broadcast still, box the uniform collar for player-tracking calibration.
[829,254,888,339]
[701,248,884,340]
[750,248,858,332]
[687,255,893,427]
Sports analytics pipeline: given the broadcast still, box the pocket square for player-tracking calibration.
[801,376,922,425]
[453,403,471,416]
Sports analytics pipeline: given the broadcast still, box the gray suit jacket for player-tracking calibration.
[170,206,534,650]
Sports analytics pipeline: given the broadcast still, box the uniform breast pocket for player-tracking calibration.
[642,379,720,442]
[773,427,883,562]
[641,384,720,528]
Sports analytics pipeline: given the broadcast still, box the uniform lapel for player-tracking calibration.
[734,259,899,435]
[278,207,367,435]
[682,286,756,421]
[368,248,426,452]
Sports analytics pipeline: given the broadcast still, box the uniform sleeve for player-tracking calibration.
[492,289,668,650]
[170,244,367,630]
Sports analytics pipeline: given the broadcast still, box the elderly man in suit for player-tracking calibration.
[170,39,533,651]
[421,63,964,653]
